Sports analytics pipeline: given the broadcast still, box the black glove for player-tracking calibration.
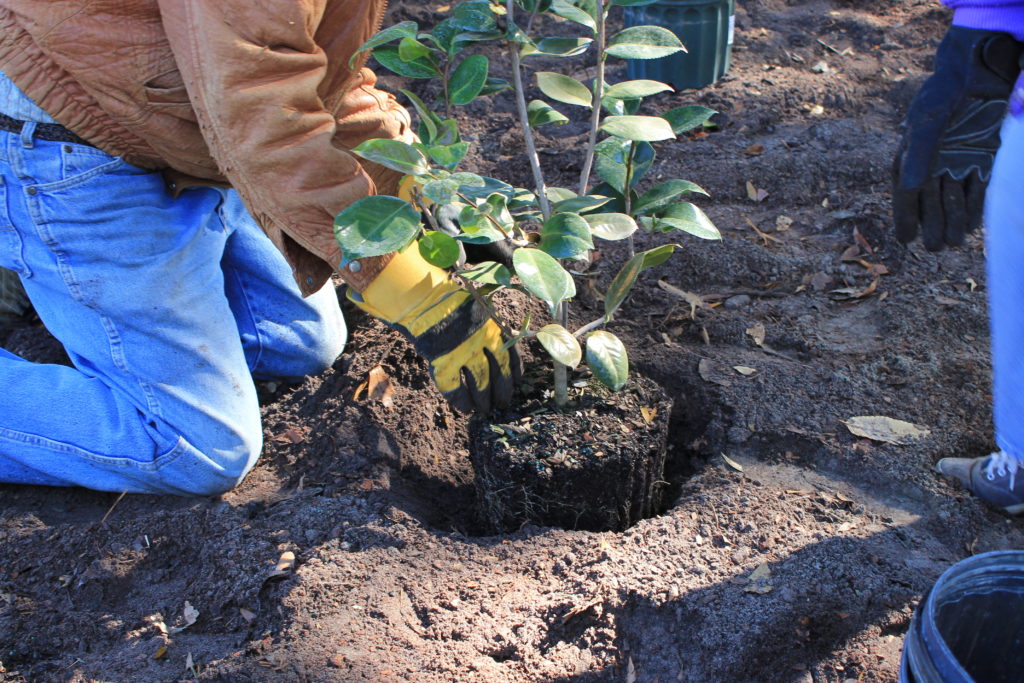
[893,26,1022,250]
[435,203,515,267]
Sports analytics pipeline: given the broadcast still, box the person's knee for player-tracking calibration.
[156,411,263,497]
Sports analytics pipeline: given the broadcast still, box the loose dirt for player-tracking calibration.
[3,1,1023,681]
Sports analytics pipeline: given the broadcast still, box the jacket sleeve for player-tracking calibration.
[156,0,411,294]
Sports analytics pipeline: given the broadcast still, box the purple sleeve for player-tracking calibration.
[943,1,1024,39]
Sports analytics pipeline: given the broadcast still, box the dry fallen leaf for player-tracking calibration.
[733,366,758,376]
[721,453,744,472]
[168,601,199,634]
[367,366,395,408]
[272,551,296,576]
[657,280,706,319]
[744,217,782,246]
[239,608,256,622]
[776,215,794,231]
[640,406,657,424]
[746,323,766,347]
[743,144,765,156]
[746,181,758,201]
[154,645,168,660]
[840,244,861,262]
[745,562,773,593]
[270,427,307,444]
[829,278,879,300]
[843,416,930,445]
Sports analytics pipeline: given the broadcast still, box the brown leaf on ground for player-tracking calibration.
[746,323,766,347]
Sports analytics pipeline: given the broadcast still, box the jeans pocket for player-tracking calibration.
[0,176,30,277]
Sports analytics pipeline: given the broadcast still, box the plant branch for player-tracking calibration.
[506,0,552,221]
[455,191,513,241]
[460,276,516,340]
[577,1,607,196]
[624,140,636,257]
[573,315,607,339]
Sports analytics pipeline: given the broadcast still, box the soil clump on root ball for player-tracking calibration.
[470,372,672,533]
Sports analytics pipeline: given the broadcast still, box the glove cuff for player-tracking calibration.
[355,243,450,323]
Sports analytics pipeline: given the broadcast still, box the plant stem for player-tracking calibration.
[506,0,551,222]
[573,315,606,339]
[577,1,607,197]
[624,140,636,258]
[461,276,517,340]
[507,0,568,406]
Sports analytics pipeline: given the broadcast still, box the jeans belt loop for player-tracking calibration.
[20,121,35,149]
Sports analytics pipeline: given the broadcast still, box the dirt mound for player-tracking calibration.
[3,1,1023,681]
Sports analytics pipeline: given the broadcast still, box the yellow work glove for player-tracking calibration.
[351,244,520,413]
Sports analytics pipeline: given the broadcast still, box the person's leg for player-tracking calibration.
[217,191,346,383]
[938,113,1024,513]
[988,114,1024,465]
[0,126,265,495]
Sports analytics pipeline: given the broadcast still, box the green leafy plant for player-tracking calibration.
[336,0,721,408]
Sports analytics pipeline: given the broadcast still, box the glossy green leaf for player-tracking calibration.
[586,331,629,391]
[422,178,460,205]
[527,99,570,128]
[540,213,594,259]
[516,0,554,12]
[545,187,578,204]
[634,179,708,215]
[449,55,489,106]
[350,21,418,67]
[398,36,433,62]
[604,79,673,100]
[513,249,576,313]
[656,202,721,240]
[523,37,593,58]
[458,177,517,202]
[605,26,686,60]
[641,243,679,268]
[373,45,440,79]
[479,77,511,96]
[400,89,441,143]
[549,0,597,31]
[351,139,429,176]
[537,324,582,368]
[552,195,612,213]
[600,115,676,141]
[450,0,499,32]
[536,72,593,108]
[419,230,462,268]
[451,172,487,189]
[422,142,470,169]
[604,252,645,320]
[459,261,512,286]
[601,95,642,116]
[594,138,655,193]
[662,105,717,135]
[584,213,638,241]
[333,196,421,261]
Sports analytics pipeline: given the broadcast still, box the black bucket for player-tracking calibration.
[622,0,735,91]
[900,550,1024,682]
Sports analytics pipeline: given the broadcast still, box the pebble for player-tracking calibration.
[724,294,752,310]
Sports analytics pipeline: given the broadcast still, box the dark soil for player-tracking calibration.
[471,374,673,534]
[4,1,1024,681]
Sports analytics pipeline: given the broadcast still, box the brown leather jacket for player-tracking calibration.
[0,0,410,294]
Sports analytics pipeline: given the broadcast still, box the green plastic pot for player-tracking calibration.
[623,0,735,91]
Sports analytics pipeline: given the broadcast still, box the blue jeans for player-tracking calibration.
[0,124,345,495]
[988,113,1024,464]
